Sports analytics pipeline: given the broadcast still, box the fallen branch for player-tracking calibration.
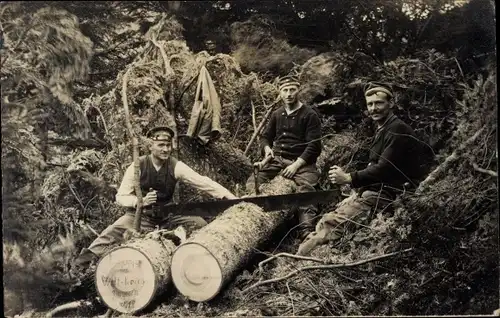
[472,162,498,177]
[66,176,86,212]
[121,67,144,232]
[251,100,257,131]
[286,281,295,316]
[78,221,99,237]
[258,252,327,272]
[45,300,92,318]
[417,127,485,193]
[47,137,108,149]
[242,248,413,293]
[244,97,281,156]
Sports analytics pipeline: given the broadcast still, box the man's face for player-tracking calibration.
[365,92,392,123]
[279,84,299,106]
[149,137,172,161]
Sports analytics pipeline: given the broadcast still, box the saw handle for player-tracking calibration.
[253,154,273,170]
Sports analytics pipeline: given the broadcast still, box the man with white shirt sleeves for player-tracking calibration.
[245,75,322,238]
[75,126,237,266]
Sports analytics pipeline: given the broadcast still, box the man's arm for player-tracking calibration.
[350,129,410,188]
[115,163,138,207]
[260,111,277,156]
[297,111,322,165]
[175,161,237,199]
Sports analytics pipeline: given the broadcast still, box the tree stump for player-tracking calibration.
[170,176,297,302]
[94,236,176,314]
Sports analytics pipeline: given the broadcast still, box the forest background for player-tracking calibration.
[1,0,498,317]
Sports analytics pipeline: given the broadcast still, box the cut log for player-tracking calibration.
[95,236,176,314]
[171,176,297,302]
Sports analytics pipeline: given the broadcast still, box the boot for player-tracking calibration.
[297,208,317,240]
[296,232,327,256]
[296,230,340,256]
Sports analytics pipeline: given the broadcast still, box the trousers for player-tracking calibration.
[245,156,320,233]
[86,212,207,257]
[297,189,394,255]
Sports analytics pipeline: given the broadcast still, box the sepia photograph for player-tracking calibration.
[1,0,498,317]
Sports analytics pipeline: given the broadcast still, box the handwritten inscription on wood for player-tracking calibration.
[95,247,156,313]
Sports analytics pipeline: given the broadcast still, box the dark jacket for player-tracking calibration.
[350,114,425,195]
[261,104,322,165]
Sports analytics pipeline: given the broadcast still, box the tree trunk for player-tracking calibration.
[170,176,297,302]
[95,236,176,314]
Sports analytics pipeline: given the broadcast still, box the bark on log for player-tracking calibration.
[170,176,297,302]
[95,236,176,314]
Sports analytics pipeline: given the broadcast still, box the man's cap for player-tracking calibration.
[146,126,175,141]
[364,81,393,98]
[278,75,301,90]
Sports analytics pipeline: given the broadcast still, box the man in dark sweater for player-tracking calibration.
[297,82,424,255]
[75,126,237,267]
[246,75,322,237]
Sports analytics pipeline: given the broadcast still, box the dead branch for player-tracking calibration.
[90,104,121,169]
[78,221,99,237]
[45,300,92,318]
[417,127,485,193]
[244,97,281,156]
[47,137,108,149]
[121,67,144,232]
[152,37,179,149]
[251,100,257,131]
[472,162,498,177]
[65,176,86,212]
[286,281,295,316]
[242,248,413,293]
[258,252,327,272]
[101,309,114,318]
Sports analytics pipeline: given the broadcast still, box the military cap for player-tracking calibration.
[146,126,175,141]
[364,81,394,98]
[278,74,301,90]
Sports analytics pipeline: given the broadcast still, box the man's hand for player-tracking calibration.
[281,158,306,179]
[142,189,157,206]
[328,165,352,185]
[280,162,298,178]
[264,146,274,159]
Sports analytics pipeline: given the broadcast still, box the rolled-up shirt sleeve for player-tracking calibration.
[115,163,139,207]
[174,161,235,199]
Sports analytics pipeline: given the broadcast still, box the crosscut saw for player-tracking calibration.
[157,189,340,218]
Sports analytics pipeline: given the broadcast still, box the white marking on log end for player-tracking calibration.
[171,243,223,302]
[95,247,157,314]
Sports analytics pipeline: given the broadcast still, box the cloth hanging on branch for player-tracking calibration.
[186,65,222,145]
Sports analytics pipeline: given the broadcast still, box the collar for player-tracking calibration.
[375,113,396,133]
[284,102,303,115]
[149,154,168,171]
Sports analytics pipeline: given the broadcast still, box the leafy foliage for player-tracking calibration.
[230,15,316,76]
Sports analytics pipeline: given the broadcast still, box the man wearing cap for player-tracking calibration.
[246,74,322,238]
[75,126,237,266]
[297,82,425,255]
